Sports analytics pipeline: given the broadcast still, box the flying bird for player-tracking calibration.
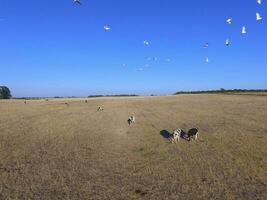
[225,39,231,46]
[73,0,81,5]
[257,0,262,5]
[256,12,263,21]
[144,40,150,46]
[242,26,247,34]
[226,18,233,25]
[206,57,209,63]
[203,43,209,48]
[104,25,111,31]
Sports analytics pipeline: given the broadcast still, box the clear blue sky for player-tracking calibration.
[0,0,266,97]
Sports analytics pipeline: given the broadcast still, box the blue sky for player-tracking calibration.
[0,0,266,97]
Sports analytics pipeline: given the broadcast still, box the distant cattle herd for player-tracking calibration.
[22,99,200,144]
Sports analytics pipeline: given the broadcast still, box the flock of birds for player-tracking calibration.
[204,0,264,63]
[73,0,171,71]
[73,0,264,67]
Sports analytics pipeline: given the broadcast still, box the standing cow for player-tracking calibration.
[128,116,136,126]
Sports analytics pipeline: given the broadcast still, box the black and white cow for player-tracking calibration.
[128,116,136,125]
[187,128,199,141]
[171,129,182,143]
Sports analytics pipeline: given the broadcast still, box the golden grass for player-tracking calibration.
[0,94,266,199]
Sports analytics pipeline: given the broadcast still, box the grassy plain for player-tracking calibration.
[0,94,266,199]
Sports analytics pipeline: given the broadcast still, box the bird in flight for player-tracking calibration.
[242,26,247,34]
[256,12,263,21]
[257,0,262,5]
[73,0,81,5]
[206,57,209,63]
[226,18,233,25]
[104,25,111,31]
[225,39,231,46]
[203,43,209,48]
[144,40,150,46]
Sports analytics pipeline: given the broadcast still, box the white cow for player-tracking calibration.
[171,129,182,143]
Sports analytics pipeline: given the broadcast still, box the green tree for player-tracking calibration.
[0,86,12,99]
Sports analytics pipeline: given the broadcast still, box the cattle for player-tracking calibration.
[128,116,135,125]
[171,129,182,143]
[187,128,199,141]
[97,106,104,111]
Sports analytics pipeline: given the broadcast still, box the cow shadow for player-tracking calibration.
[180,130,189,141]
[160,130,172,139]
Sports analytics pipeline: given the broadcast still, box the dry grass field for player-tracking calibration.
[0,94,267,200]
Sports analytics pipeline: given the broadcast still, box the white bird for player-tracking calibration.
[242,26,247,34]
[257,0,262,5]
[73,0,81,5]
[256,12,263,21]
[104,25,111,31]
[153,57,158,61]
[203,43,209,48]
[206,57,209,63]
[144,40,150,46]
[226,18,233,25]
[225,39,231,46]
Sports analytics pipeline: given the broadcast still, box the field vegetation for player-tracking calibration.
[0,94,266,199]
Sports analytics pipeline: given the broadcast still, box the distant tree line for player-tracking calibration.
[14,97,44,100]
[13,95,139,99]
[174,88,267,95]
[0,86,12,99]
